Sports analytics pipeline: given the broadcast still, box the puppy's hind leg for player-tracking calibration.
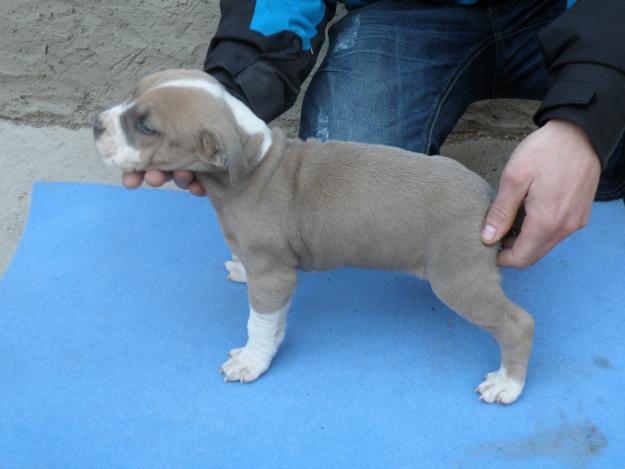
[428,264,534,405]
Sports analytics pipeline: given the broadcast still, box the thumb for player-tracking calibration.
[481,173,528,245]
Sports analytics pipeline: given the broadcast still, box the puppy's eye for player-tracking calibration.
[136,116,159,136]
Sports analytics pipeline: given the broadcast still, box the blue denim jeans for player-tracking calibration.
[299,0,625,200]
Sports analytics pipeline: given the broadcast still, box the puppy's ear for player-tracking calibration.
[198,127,262,187]
[198,129,226,169]
[227,138,252,186]
[227,131,264,186]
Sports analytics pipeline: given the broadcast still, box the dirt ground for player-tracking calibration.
[0,0,537,274]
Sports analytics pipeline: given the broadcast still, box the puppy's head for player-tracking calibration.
[93,69,272,185]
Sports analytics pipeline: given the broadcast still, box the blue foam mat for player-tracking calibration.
[1,182,624,468]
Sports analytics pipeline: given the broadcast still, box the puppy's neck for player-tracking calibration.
[196,171,232,200]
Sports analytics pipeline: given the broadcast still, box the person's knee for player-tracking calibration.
[299,73,430,152]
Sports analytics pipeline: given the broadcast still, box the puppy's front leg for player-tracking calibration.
[220,267,296,383]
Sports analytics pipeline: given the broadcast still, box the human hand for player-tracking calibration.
[122,170,207,196]
[481,118,601,268]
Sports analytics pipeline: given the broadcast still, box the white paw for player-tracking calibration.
[220,346,271,383]
[476,367,524,404]
[225,260,247,283]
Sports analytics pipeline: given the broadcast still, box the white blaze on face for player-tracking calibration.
[94,102,141,170]
[151,79,273,161]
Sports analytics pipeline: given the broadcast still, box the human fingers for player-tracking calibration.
[122,171,146,189]
[144,170,173,187]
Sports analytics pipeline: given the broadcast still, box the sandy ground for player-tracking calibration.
[0,0,533,275]
[0,0,537,135]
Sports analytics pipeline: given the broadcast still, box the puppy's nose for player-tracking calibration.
[93,113,105,138]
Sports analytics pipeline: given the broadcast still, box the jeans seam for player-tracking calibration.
[497,20,554,44]
[487,5,500,97]
[424,19,555,154]
[423,36,495,154]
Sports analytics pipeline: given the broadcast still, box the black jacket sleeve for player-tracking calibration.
[203,0,335,123]
[534,0,625,167]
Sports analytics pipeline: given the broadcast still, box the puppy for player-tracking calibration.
[94,69,534,404]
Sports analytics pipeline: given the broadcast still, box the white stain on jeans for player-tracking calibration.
[335,15,360,51]
[315,109,330,141]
